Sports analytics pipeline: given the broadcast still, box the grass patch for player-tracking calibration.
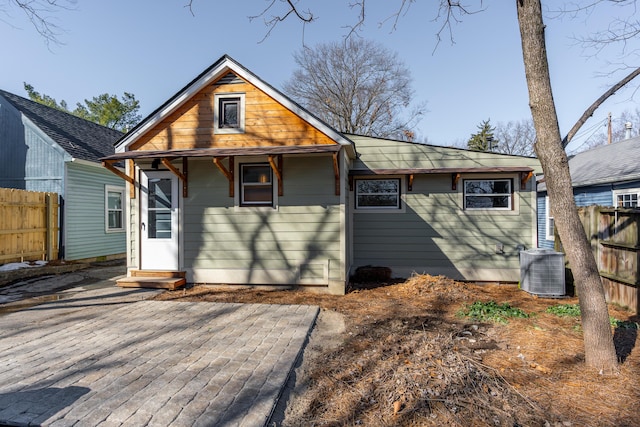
[546,303,581,317]
[458,300,529,324]
[611,318,640,329]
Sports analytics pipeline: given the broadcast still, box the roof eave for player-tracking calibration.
[116,55,354,153]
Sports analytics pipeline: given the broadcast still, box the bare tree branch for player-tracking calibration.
[2,0,76,45]
[247,0,314,43]
[562,66,640,147]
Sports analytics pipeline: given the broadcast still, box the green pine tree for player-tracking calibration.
[467,119,498,152]
[24,83,141,132]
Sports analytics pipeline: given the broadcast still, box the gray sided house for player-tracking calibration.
[537,136,640,249]
[103,55,542,294]
[0,90,126,261]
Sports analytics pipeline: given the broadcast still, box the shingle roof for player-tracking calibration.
[538,136,640,192]
[0,89,123,163]
[567,136,640,187]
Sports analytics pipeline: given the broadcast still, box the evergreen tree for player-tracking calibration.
[24,83,141,132]
[467,119,498,152]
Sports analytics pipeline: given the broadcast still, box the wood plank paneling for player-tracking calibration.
[130,82,337,151]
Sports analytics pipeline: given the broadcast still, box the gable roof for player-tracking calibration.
[567,136,640,187]
[537,136,640,192]
[0,89,123,163]
[114,54,354,156]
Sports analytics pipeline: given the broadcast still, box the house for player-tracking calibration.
[0,90,126,261]
[537,136,640,249]
[102,55,542,294]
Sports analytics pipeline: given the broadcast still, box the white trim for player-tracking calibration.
[214,93,246,134]
[234,156,279,211]
[352,175,406,214]
[613,187,640,208]
[463,178,512,211]
[457,173,521,216]
[115,56,355,155]
[545,195,555,241]
[105,185,126,233]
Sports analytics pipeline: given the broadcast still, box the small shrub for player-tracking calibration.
[458,301,529,324]
[546,304,581,317]
[610,318,640,329]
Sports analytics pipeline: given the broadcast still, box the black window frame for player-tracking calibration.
[355,178,402,209]
[463,178,513,210]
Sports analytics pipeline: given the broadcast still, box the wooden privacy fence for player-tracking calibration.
[573,206,639,313]
[0,188,59,264]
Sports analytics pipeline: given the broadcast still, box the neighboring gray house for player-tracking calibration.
[537,136,640,248]
[103,55,542,294]
[0,90,126,261]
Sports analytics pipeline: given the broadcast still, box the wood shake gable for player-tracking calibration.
[129,73,338,152]
[103,55,353,293]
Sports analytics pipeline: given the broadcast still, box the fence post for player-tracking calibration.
[46,193,55,261]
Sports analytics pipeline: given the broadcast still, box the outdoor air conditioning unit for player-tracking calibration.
[520,249,565,296]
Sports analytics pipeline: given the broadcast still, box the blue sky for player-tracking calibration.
[2,1,638,152]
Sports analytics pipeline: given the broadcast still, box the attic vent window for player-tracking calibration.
[219,97,240,128]
[216,72,244,85]
[214,93,245,134]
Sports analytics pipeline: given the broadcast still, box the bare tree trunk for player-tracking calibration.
[516,0,619,373]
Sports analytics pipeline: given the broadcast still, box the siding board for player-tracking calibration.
[351,138,541,281]
[64,162,126,260]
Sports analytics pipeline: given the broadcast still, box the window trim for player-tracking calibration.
[214,93,245,134]
[545,195,555,241]
[240,163,274,207]
[463,178,513,211]
[105,185,125,233]
[613,188,640,208]
[354,178,402,210]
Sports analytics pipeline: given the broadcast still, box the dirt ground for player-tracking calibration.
[154,275,640,427]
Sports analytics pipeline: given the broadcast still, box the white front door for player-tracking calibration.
[140,171,179,270]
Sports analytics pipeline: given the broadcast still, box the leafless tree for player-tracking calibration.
[517,0,619,373]
[0,0,76,45]
[494,119,537,156]
[283,39,426,140]
[257,0,636,373]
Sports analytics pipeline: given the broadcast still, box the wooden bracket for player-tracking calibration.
[407,174,414,192]
[452,173,461,190]
[268,154,283,196]
[102,159,136,199]
[520,171,533,190]
[332,152,340,196]
[213,156,234,197]
[161,158,188,197]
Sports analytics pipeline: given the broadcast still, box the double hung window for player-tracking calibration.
[241,164,273,206]
[105,185,125,232]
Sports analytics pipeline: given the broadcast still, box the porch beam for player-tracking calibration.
[102,159,136,199]
[161,158,188,197]
[213,156,234,197]
[520,171,533,190]
[332,152,340,196]
[407,174,414,192]
[452,173,461,191]
[268,155,283,196]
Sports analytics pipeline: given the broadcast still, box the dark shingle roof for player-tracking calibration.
[0,89,123,163]
[567,136,640,187]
